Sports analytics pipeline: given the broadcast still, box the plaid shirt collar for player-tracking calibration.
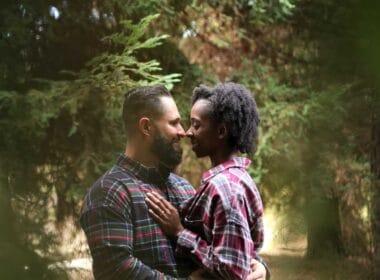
[116,153,171,185]
[201,156,251,184]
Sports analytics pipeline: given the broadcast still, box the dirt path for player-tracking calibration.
[63,236,371,279]
[262,242,371,279]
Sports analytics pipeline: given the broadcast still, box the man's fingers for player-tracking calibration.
[247,270,265,280]
[248,259,266,280]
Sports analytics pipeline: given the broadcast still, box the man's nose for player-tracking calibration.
[177,125,186,138]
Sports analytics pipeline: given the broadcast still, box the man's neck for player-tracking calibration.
[124,141,159,168]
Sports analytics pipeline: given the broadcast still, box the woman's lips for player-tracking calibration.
[191,141,198,149]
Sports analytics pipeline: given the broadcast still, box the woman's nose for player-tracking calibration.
[185,128,193,137]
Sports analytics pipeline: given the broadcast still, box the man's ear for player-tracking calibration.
[138,117,152,136]
[218,124,227,139]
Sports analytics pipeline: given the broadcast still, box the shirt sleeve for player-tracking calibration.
[80,198,182,280]
[252,208,264,252]
[176,186,254,280]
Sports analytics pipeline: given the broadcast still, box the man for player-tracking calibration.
[146,83,268,279]
[80,85,266,279]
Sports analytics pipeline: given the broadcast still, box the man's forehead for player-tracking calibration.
[158,96,181,119]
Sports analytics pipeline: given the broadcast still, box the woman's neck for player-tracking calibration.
[210,149,238,167]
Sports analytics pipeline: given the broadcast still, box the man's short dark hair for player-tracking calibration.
[123,85,171,138]
[192,82,260,153]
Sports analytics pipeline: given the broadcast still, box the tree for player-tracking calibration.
[181,0,376,262]
[0,11,182,277]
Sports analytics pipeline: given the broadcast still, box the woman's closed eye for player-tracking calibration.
[191,121,200,130]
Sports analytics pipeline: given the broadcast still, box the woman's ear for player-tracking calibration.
[218,123,227,139]
[138,117,152,136]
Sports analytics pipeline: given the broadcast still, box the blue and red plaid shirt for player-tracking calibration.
[80,154,196,279]
[176,157,264,279]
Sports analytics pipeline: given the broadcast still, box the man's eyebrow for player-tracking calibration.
[170,117,181,122]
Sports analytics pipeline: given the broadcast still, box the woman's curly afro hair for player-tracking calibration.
[192,82,260,153]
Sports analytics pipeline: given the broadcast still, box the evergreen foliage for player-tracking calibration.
[0,0,378,278]
[0,11,181,277]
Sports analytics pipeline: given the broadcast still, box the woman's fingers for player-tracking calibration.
[146,192,171,217]
[146,192,172,213]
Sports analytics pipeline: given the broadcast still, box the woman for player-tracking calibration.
[146,83,266,279]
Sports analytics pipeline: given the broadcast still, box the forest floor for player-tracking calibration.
[65,244,371,280]
[61,223,372,279]
[261,239,371,280]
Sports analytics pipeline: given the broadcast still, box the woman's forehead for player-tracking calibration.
[191,99,212,115]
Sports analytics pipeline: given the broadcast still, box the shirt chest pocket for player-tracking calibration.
[183,216,205,238]
[183,215,203,227]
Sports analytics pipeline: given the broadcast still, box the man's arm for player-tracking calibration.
[80,204,180,280]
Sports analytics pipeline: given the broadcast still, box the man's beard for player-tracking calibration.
[151,131,182,170]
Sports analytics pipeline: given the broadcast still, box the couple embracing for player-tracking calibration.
[80,83,269,280]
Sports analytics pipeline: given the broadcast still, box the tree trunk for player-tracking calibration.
[305,186,344,258]
[0,170,16,243]
[371,113,380,279]
[0,167,50,278]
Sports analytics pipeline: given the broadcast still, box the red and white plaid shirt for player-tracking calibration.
[176,157,264,279]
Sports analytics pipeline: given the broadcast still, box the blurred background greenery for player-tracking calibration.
[0,0,379,279]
